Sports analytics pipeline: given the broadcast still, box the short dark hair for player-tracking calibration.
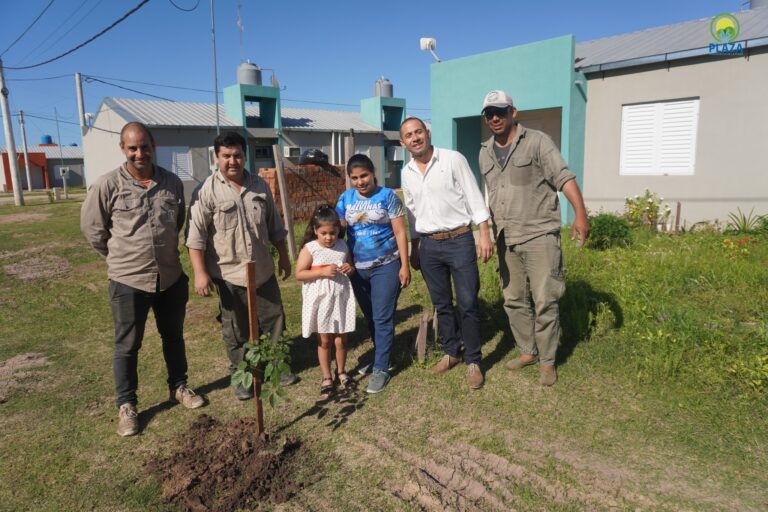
[214,131,247,156]
[120,122,154,145]
[301,204,342,248]
[346,153,375,175]
[399,116,427,134]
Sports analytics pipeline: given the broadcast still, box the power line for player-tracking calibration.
[26,0,106,67]
[84,76,176,102]
[16,0,92,66]
[84,74,214,93]
[12,112,121,135]
[0,0,57,57]
[168,0,200,12]
[5,0,152,71]
[7,74,72,82]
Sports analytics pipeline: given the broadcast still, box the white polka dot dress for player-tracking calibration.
[301,240,356,338]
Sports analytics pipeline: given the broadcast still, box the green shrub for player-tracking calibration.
[586,213,632,250]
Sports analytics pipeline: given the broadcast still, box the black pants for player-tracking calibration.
[109,274,189,407]
[214,275,286,374]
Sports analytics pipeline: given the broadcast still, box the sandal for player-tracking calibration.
[320,377,334,396]
[337,371,357,390]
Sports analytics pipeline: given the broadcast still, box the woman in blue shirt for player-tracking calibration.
[336,154,410,394]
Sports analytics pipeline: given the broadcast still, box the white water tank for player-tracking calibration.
[237,61,262,86]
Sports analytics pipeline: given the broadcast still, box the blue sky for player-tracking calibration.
[0,0,744,147]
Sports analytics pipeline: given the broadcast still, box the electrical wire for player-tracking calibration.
[168,0,200,12]
[16,0,92,66]
[12,112,121,135]
[5,0,152,71]
[7,74,72,82]
[84,76,176,102]
[0,0,57,57]
[25,0,106,67]
[84,74,214,93]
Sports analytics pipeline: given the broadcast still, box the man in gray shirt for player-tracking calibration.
[81,122,204,437]
[478,91,589,386]
[186,131,296,400]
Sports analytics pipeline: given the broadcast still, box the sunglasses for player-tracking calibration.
[483,107,510,120]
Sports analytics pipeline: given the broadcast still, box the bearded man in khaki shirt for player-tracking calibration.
[81,122,204,437]
[186,131,296,400]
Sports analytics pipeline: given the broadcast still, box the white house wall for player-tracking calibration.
[583,48,768,225]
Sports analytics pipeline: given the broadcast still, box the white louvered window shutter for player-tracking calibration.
[156,146,194,181]
[619,99,699,176]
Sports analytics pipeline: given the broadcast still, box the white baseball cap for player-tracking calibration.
[482,90,514,111]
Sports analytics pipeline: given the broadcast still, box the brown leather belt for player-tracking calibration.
[422,225,471,240]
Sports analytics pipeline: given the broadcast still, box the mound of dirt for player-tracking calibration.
[147,414,310,512]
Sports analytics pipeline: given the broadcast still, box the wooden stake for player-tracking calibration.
[272,144,297,261]
[246,261,264,435]
[675,201,682,234]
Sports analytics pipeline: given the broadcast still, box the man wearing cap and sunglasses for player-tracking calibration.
[400,117,493,390]
[479,90,589,386]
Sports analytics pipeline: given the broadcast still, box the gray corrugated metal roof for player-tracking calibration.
[576,7,768,69]
[103,97,381,133]
[1,145,83,159]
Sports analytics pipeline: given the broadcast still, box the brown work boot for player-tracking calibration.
[117,403,138,437]
[430,354,461,374]
[467,363,484,389]
[540,366,557,387]
[505,356,539,371]
[173,385,205,409]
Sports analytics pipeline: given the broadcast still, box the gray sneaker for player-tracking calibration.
[366,369,390,394]
[234,384,253,400]
[173,385,205,409]
[117,403,138,437]
[280,373,299,386]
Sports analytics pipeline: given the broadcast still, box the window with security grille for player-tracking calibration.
[156,146,194,181]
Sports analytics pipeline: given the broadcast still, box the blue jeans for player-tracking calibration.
[418,231,482,364]
[351,259,402,372]
[108,274,190,407]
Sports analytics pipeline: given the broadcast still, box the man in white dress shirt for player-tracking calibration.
[400,117,493,389]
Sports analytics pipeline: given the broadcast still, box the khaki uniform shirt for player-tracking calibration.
[80,164,185,292]
[479,124,575,246]
[185,169,286,288]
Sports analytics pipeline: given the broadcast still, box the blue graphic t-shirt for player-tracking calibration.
[336,187,404,269]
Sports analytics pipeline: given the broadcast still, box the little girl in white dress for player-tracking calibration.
[295,205,356,395]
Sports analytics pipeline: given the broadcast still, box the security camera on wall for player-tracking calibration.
[420,37,441,62]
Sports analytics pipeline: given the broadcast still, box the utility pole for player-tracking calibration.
[18,110,32,191]
[75,72,86,135]
[0,58,24,206]
[210,0,221,135]
[54,107,68,199]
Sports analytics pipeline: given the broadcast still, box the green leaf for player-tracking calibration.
[279,362,290,374]
[277,387,287,398]
[264,363,274,379]
[269,393,277,408]
[231,372,243,387]
[243,372,253,389]
[236,361,247,371]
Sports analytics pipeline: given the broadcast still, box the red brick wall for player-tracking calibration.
[259,164,347,221]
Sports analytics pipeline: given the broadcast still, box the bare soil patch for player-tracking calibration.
[0,353,47,403]
[0,212,51,225]
[147,414,314,511]
[4,254,71,280]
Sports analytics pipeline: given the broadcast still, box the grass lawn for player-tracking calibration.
[0,201,766,511]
